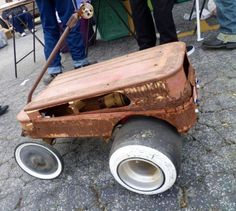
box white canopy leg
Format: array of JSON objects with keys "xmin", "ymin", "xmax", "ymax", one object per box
[{"xmin": 196, "ymin": 0, "xmax": 204, "ymax": 41}]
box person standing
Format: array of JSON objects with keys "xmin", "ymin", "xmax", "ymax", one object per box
[
  {"xmin": 130, "ymin": 0, "xmax": 195, "ymax": 55},
  {"xmin": 2, "ymin": 2, "xmax": 34, "ymax": 37},
  {"xmin": 35, "ymin": 0, "xmax": 89, "ymax": 84},
  {"xmin": 202, "ymin": 0, "xmax": 236, "ymax": 49}
]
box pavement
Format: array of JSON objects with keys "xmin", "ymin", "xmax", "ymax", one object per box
[{"xmin": 0, "ymin": 2, "xmax": 236, "ymax": 211}]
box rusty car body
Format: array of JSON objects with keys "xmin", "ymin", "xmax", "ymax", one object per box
[
  {"xmin": 17, "ymin": 42, "xmax": 197, "ymax": 139},
  {"xmin": 15, "ymin": 38, "xmax": 198, "ymax": 195}
]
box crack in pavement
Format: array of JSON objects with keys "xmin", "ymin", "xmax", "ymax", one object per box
[
  {"xmin": 90, "ymin": 184, "xmax": 108, "ymax": 211},
  {"xmin": 197, "ymin": 122, "xmax": 234, "ymax": 147}
]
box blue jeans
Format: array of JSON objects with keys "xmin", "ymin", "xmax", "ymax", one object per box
[
  {"xmin": 10, "ymin": 13, "xmax": 34, "ymax": 34},
  {"xmin": 35, "ymin": 0, "xmax": 87, "ymax": 74},
  {"xmin": 215, "ymin": 0, "xmax": 236, "ymax": 35}
]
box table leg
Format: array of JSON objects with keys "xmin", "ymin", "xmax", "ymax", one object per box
[
  {"xmin": 33, "ymin": 1, "xmax": 36, "ymax": 62},
  {"xmin": 12, "ymin": 18, "xmax": 18, "ymax": 78}
]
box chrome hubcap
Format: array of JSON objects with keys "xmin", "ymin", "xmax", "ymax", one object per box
[{"xmin": 118, "ymin": 158, "xmax": 164, "ymax": 191}]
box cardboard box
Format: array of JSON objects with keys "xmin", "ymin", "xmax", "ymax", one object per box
[{"xmin": 1, "ymin": 28, "xmax": 12, "ymax": 39}]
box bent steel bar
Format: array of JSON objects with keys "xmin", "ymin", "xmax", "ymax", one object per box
[
  {"xmin": 27, "ymin": 26, "xmax": 70, "ymax": 103},
  {"xmin": 27, "ymin": 3, "xmax": 94, "ymax": 103}
]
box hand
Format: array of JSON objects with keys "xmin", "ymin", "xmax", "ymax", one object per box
[{"xmin": 9, "ymin": 14, "xmax": 12, "ymax": 19}]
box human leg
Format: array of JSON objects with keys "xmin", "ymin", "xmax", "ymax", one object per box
[
  {"xmin": 151, "ymin": 0, "xmax": 178, "ymax": 44},
  {"xmin": 130, "ymin": 0, "xmax": 156, "ymax": 50},
  {"xmin": 17, "ymin": 13, "xmax": 34, "ymax": 34},
  {"xmin": 35, "ymin": 0, "xmax": 62, "ymax": 74},
  {"xmin": 21, "ymin": 12, "xmax": 34, "ymax": 30},
  {"xmin": 215, "ymin": 0, "xmax": 236, "ymax": 36},
  {"xmin": 55, "ymin": 0, "xmax": 88, "ymax": 68},
  {"xmin": 11, "ymin": 16, "xmax": 25, "ymax": 34},
  {"xmin": 203, "ymin": 0, "xmax": 236, "ymax": 49}
]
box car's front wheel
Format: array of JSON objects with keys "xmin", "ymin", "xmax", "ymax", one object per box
[
  {"xmin": 109, "ymin": 117, "xmax": 183, "ymax": 195},
  {"xmin": 15, "ymin": 142, "xmax": 64, "ymax": 179}
]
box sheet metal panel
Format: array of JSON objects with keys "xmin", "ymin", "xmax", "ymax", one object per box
[{"xmin": 25, "ymin": 42, "xmax": 186, "ymax": 111}]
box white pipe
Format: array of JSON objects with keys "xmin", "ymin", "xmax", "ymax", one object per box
[{"xmin": 195, "ymin": 0, "xmax": 204, "ymax": 41}]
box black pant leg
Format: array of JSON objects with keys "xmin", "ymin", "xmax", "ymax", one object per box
[
  {"xmin": 130, "ymin": 0, "xmax": 156, "ymax": 50},
  {"xmin": 151, "ymin": 0, "xmax": 178, "ymax": 44}
]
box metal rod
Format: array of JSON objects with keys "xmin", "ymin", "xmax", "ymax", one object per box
[
  {"xmin": 189, "ymin": 0, "xmax": 196, "ymax": 21},
  {"xmin": 195, "ymin": 0, "xmax": 204, "ymax": 41},
  {"xmin": 27, "ymin": 5, "xmax": 89, "ymax": 103},
  {"xmin": 194, "ymin": 0, "xmax": 207, "ymax": 34},
  {"xmin": 12, "ymin": 17, "xmax": 17, "ymax": 78},
  {"xmin": 27, "ymin": 27, "xmax": 70, "ymax": 103},
  {"xmin": 16, "ymin": 50, "xmax": 34, "ymax": 64},
  {"xmin": 13, "ymin": 0, "xmax": 41, "ymax": 78},
  {"xmin": 17, "ymin": 16, "xmax": 44, "ymax": 47},
  {"xmin": 85, "ymin": 19, "xmax": 89, "ymax": 56},
  {"xmin": 33, "ymin": 0, "xmax": 36, "ymax": 62}
]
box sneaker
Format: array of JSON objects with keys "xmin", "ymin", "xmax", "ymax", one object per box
[
  {"xmin": 74, "ymin": 61, "xmax": 97, "ymax": 69},
  {"xmin": 0, "ymin": 105, "xmax": 9, "ymax": 116},
  {"xmin": 43, "ymin": 73, "xmax": 61, "ymax": 85},
  {"xmin": 186, "ymin": 45, "xmax": 195, "ymax": 56},
  {"xmin": 21, "ymin": 32, "xmax": 26, "ymax": 37},
  {"xmin": 202, "ymin": 35, "xmax": 236, "ymax": 49},
  {"xmin": 31, "ymin": 28, "xmax": 37, "ymax": 33}
]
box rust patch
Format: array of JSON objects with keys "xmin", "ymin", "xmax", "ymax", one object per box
[{"xmin": 124, "ymin": 81, "xmax": 171, "ymax": 106}]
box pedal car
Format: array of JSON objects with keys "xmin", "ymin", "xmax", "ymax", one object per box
[{"xmin": 16, "ymin": 41, "xmax": 198, "ymax": 195}]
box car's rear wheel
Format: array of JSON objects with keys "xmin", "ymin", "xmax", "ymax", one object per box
[
  {"xmin": 109, "ymin": 117, "xmax": 183, "ymax": 195},
  {"xmin": 15, "ymin": 142, "xmax": 63, "ymax": 179}
]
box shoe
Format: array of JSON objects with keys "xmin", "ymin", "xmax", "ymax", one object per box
[
  {"xmin": 74, "ymin": 61, "xmax": 97, "ymax": 69},
  {"xmin": 74, "ymin": 63, "xmax": 90, "ymax": 69},
  {"xmin": 186, "ymin": 45, "xmax": 195, "ymax": 56},
  {"xmin": 43, "ymin": 73, "xmax": 61, "ymax": 85},
  {"xmin": 0, "ymin": 105, "xmax": 9, "ymax": 116},
  {"xmin": 31, "ymin": 28, "xmax": 37, "ymax": 33},
  {"xmin": 21, "ymin": 32, "xmax": 26, "ymax": 37},
  {"xmin": 202, "ymin": 36, "xmax": 236, "ymax": 49}
]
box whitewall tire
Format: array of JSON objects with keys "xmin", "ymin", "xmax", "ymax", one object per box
[
  {"xmin": 109, "ymin": 117, "xmax": 182, "ymax": 195},
  {"xmin": 15, "ymin": 142, "xmax": 63, "ymax": 179}
]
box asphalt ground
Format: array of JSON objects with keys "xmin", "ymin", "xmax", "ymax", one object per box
[{"xmin": 0, "ymin": 1, "xmax": 236, "ymax": 210}]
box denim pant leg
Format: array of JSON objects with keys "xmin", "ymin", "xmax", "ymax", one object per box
[
  {"xmin": 24, "ymin": 13, "xmax": 34, "ymax": 30},
  {"xmin": 55, "ymin": 0, "xmax": 87, "ymax": 66},
  {"xmin": 35, "ymin": 0, "xmax": 62, "ymax": 74},
  {"xmin": 18, "ymin": 13, "xmax": 34, "ymax": 30},
  {"xmin": 215, "ymin": 0, "xmax": 236, "ymax": 35},
  {"xmin": 11, "ymin": 16, "xmax": 24, "ymax": 33}
]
